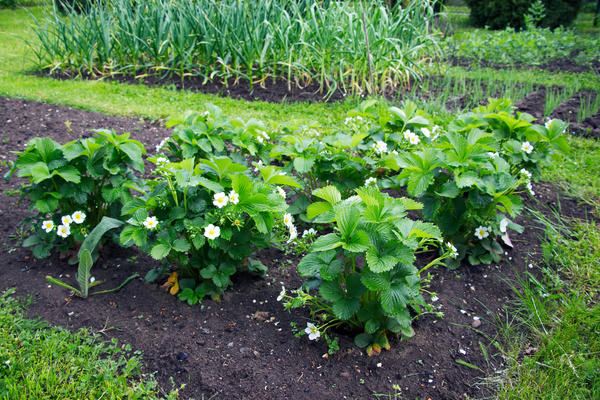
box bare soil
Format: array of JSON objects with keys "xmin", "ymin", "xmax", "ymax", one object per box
[{"xmin": 0, "ymin": 96, "xmax": 596, "ymax": 399}]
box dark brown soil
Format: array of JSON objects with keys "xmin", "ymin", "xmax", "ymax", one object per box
[
  {"xmin": 515, "ymin": 88, "xmax": 600, "ymax": 139},
  {"xmin": 0, "ymin": 96, "xmax": 595, "ymax": 400},
  {"xmin": 449, "ymin": 56, "xmax": 600, "ymax": 75},
  {"xmin": 40, "ymin": 71, "xmax": 349, "ymax": 103}
]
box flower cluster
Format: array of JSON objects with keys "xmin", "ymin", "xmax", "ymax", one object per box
[
  {"xmin": 445, "ymin": 241, "xmax": 458, "ymax": 258},
  {"xmin": 156, "ymin": 157, "xmax": 169, "ymax": 167},
  {"xmin": 302, "ymin": 228, "xmax": 317, "ymax": 238},
  {"xmin": 421, "ymin": 126, "xmax": 440, "ymax": 141},
  {"xmin": 519, "ymin": 168, "xmax": 535, "ymax": 196},
  {"xmin": 403, "ymin": 129, "xmax": 420, "ymax": 145},
  {"xmin": 213, "ymin": 190, "xmax": 239, "ymax": 209},
  {"xmin": 283, "ymin": 213, "xmax": 297, "ymax": 243},
  {"xmin": 344, "ymin": 116, "xmax": 364, "ymax": 126},
  {"xmin": 365, "ymin": 177, "xmax": 377, "ymax": 187},
  {"xmin": 43, "ymin": 211, "xmax": 86, "ymax": 238},
  {"xmin": 155, "ymin": 137, "xmax": 170, "ymax": 153},
  {"xmin": 253, "ymin": 159, "xmax": 264, "ymax": 172},
  {"xmin": 256, "ymin": 130, "xmax": 270, "ymax": 144},
  {"xmin": 372, "ymin": 140, "xmax": 388, "ymax": 154}
]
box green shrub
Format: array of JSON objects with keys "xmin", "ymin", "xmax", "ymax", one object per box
[
  {"xmin": 444, "ymin": 27, "xmax": 600, "ymax": 67},
  {"xmin": 0, "ymin": 0, "xmax": 17, "ymax": 8},
  {"xmin": 465, "ymin": 0, "xmax": 583, "ymax": 29}
]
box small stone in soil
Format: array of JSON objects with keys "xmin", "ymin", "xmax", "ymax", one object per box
[
  {"xmin": 177, "ymin": 352, "xmax": 188, "ymax": 361},
  {"xmin": 472, "ymin": 319, "xmax": 482, "ymax": 328}
]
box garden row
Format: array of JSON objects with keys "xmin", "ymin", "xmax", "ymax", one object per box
[
  {"xmin": 32, "ymin": 0, "xmax": 438, "ymax": 98},
  {"xmin": 9, "ymin": 98, "xmax": 568, "ymax": 353}
]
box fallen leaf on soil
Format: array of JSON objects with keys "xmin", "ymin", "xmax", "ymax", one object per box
[
  {"xmin": 251, "ymin": 311, "xmax": 270, "ymax": 321},
  {"xmin": 501, "ymin": 232, "xmax": 513, "ymax": 247},
  {"xmin": 160, "ymin": 272, "xmax": 179, "ymax": 295}
]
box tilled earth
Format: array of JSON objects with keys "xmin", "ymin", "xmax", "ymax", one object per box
[{"xmin": 0, "ymin": 96, "xmax": 595, "ymax": 399}]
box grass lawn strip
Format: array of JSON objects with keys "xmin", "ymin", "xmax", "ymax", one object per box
[{"xmin": 0, "ymin": 288, "xmax": 182, "ymax": 399}]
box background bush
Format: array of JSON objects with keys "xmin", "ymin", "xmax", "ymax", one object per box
[
  {"xmin": 465, "ymin": 0, "xmax": 583, "ymax": 29},
  {"xmin": 0, "ymin": 0, "xmax": 17, "ymax": 8}
]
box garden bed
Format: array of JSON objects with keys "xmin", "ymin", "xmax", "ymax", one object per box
[
  {"xmin": 448, "ymin": 56, "xmax": 600, "ymax": 75},
  {"xmin": 0, "ymin": 96, "xmax": 595, "ymax": 399}
]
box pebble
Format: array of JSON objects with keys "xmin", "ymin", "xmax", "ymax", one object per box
[
  {"xmin": 227, "ymin": 342, "xmax": 234, "ymax": 348},
  {"xmin": 472, "ymin": 319, "xmax": 482, "ymax": 328},
  {"xmin": 176, "ymin": 352, "xmax": 188, "ymax": 361}
]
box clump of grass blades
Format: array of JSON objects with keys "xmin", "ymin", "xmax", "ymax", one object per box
[
  {"xmin": 0, "ymin": 288, "xmax": 182, "ymax": 399},
  {"xmin": 30, "ymin": 0, "xmax": 441, "ymax": 98}
]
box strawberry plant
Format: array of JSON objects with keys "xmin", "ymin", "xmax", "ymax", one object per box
[
  {"xmin": 160, "ymin": 104, "xmax": 275, "ymax": 165},
  {"xmin": 281, "ymin": 185, "xmax": 452, "ymax": 355},
  {"xmin": 119, "ymin": 156, "xmax": 301, "ymax": 303},
  {"xmin": 7, "ymin": 130, "xmax": 145, "ymax": 259}
]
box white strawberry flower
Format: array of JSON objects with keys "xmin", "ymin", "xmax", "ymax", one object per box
[
  {"xmin": 365, "ymin": 177, "xmax": 377, "ymax": 187},
  {"xmin": 260, "ymin": 131, "xmax": 270, "ymax": 140},
  {"xmin": 445, "ymin": 241, "xmax": 458, "ymax": 258},
  {"xmin": 277, "ymin": 286, "xmax": 286, "ymax": 302},
  {"xmin": 521, "ymin": 141, "xmax": 534, "ymax": 154},
  {"xmin": 276, "ymin": 186, "xmax": 286, "ymax": 199},
  {"xmin": 213, "ymin": 192, "xmax": 229, "ymax": 208},
  {"xmin": 488, "ymin": 152, "xmax": 499, "ymax": 158},
  {"xmin": 421, "ymin": 127, "xmax": 431, "ymax": 138},
  {"xmin": 373, "ymin": 141, "xmax": 388, "ymax": 154},
  {"xmin": 500, "ymin": 218, "xmax": 509, "ymax": 233},
  {"xmin": 520, "ymin": 168, "xmax": 532, "ymax": 178},
  {"xmin": 408, "ymin": 132, "xmax": 420, "ymax": 145},
  {"xmin": 41, "ymin": 220, "xmax": 54, "ymax": 233},
  {"xmin": 253, "ymin": 160, "xmax": 263, "ymax": 172},
  {"xmin": 155, "ymin": 137, "xmax": 169, "ymax": 153},
  {"xmin": 302, "ymin": 228, "xmax": 317, "ymax": 238},
  {"xmin": 56, "ymin": 224, "xmax": 70, "ymax": 238},
  {"xmin": 305, "ymin": 322, "xmax": 320, "ymax": 341},
  {"xmin": 526, "ymin": 181, "xmax": 536, "ymax": 196},
  {"xmin": 257, "ymin": 135, "xmax": 264, "ymax": 144},
  {"xmin": 156, "ymin": 157, "xmax": 169, "ymax": 167},
  {"xmin": 71, "ymin": 211, "xmax": 86, "ymax": 224},
  {"xmin": 474, "ymin": 226, "xmax": 490, "ymax": 240},
  {"xmin": 403, "ymin": 129, "xmax": 414, "ymax": 140},
  {"xmin": 143, "ymin": 216, "xmax": 159, "ymax": 230},
  {"xmin": 287, "ymin": 225, "xmax": 297, "ymax": 244},
  {"xmin": 283, "ymin": 213, "xmax": 294, "ymax": 228},
  {"xmin": 229, "ymin": 190, "xmax": 239, "ymax": 205},
  {"xmin": 204, "ymin": 224, "xmax": 221, "ymax": 240},
  {"xmin": 61, "ymin": 215, "xmax": 72, "ymax": 226},
  {"xmin": 545, "ymin": 119, "xmax": 554, "ymax": 129}
]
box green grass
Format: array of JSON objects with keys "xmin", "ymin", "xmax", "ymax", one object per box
[
  {"xmin": 489, "ymin": 213, "xmax": 600, "ymax": 399},
  {"xmin": 543, "ymin": 136, "xmax": 600, "ymax": 203},
  {"xmin": 0, "ymin": 288, "xmax": 182, "ymax": 399}
]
